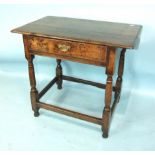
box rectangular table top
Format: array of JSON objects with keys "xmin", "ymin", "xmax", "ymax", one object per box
[{"xmin": 11, "ymin": 16, "xmax": 142, "ymax": 49}]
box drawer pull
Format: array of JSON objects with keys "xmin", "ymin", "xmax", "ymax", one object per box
[{"xmin": 57, "ymin": 44, "xmax": 71, "ymax": 52}]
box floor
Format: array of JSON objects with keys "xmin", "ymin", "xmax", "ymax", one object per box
[{"xmin": 0, "ymin": 62, "xmax": 155, "ymax": 151}]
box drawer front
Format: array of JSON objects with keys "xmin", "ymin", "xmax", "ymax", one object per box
[{"xmin": 28, "ymin": 36, "xmax": 107, "ymax": 65}]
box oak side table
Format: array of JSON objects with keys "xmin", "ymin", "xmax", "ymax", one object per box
[{"xmin": 11, "ymin": 16, "xmax": 142, "ymax": 138}]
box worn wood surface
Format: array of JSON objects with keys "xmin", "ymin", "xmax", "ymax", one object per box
[
  {"xmin": 38, "ymin": 102, "xmax": 102, "ymax": 125},
  {"xmin": 102, "ymin": 47, "xmax": 116, "ymax": 138},
  {"xmin": 23, "ymin": 35, "xmax": 39, "ymax": 117},
  {"xmin": 12, "ymin": 16, "xmax": 142, "ymax": 138},
  {"xmin": 31, "ymin": 49, "xmax": 106, "ymax": 66},
  {"xmin": 27, "ymin": 35, "xmax": 107, "ymax": 66},
  {"xmin": 11, "ymin": 16, "xmax": 142, "ymax": 49}
]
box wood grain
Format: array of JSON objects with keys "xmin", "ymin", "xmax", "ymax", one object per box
[
  {"xmin": 11, "ymin": 16, "xmax": 142, "ymax": 49},
  {"xmin": 102, "ymin": 47, "xmax": 116, "ymax": 138},
  {"xmin": 27, "ymin": 35, "xmax": 107, "ymax": 66},
  {"xmin": 38, "ymin": 102, "xmax": 102, "ymax": 125},
  {"xmin": 11, "ymin": 16, "xmax": 142, "ymax": 138}
]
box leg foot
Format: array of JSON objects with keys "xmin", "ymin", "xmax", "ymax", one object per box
[
  {"xmin": 102, "ymin": 133, "xmax": 108, "ymax": 138},
  {"xmin": 57, "ymin": 84, "xmax": 62, "ymax": 90},
  {"xmin": 34, "ymin": 110, "xmax": 39, "ymax": 117},
  {"xmin": 102, "ymin": 108, "xmax": 111, "ymax": 138}
]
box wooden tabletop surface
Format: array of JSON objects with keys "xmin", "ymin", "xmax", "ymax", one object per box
[{"xmin": 11, "ymin": 16, "xmax": 142, "ymax": 49}]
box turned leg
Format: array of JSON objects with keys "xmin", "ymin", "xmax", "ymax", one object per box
[
  {"xmin": 23, "ymin": 35, "xmax": 39, "ymax": 117},
  {"xmin": 56, "ymin": 59, "xmax": 63, "ymax": 89},
  {"xmin": 102, "ymin": 47, "xmax": 116, "ymax": 138},
  {"xmin": 27, "ymin": 55, "xmax": 39, "ymax": 117},
  {"xmin": 114, "ymin": 48, "xmax": 126, "ymax": 103},
  {"xmin": 102, "ymin": 75, "xmax": 113, "ymax": 138}
]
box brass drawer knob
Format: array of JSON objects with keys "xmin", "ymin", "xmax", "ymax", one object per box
[{"xmin": 57, "ymin": 44, "xmax": 71, "ymax": 52}]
